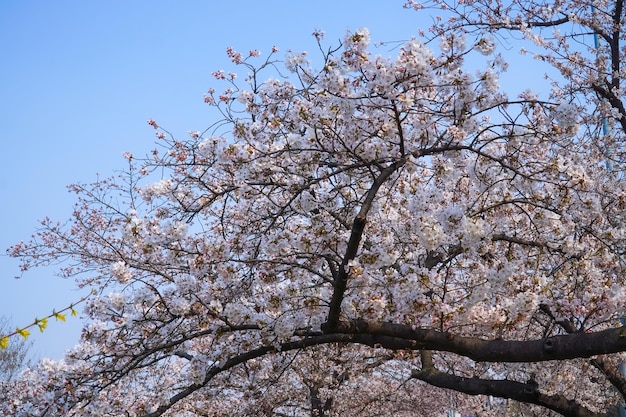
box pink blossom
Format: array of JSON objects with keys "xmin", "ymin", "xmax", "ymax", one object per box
[{"xmin": 226, "ymin": 46, "xmax": 242, "ymax": 64}]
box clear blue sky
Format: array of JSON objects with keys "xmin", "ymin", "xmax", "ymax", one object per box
[{"xmin": 0, "ymin": 1, "xmax": 545, "ymax": 360}]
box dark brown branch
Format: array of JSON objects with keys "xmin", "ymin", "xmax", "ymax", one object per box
[
  {"xmin": 391, "ymin": 101, "xmax": 406, "ymax": 156},
  {"xmin": 540, "ymin": 304, "xmax": 626, "ymax": 402},
  {"xmin": 592, "ymin": 83, "xmax": 626, "ymax": 135},
  {"xmin": 610, "ymin": 0, "xmax": 622, "ymax": 92},
  {"xmin": 525, "ymin": 16, "xmax": 571, "ymax": 28},
  {"xmin": 140, "ymin": 332, "xmax": 420, "ymax": 417},
  {"xmin": 323, "ymin": 158, "xmax": 406, "ymax": 331},
  {"xmin": 492, "ymin": 233, "xmax": 544, "ymax": 247},
  {"xmin": 412, "ymin": 367, "xmax": 601, "ymax": 417},
  {"xmin": 336, "ymin": 319, "xmax": 626, "ymax": 362}
]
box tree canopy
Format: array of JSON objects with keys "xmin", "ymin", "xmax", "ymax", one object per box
[{"xmin": 4, "ymin": 1, "xmax": 626, "ymax": 416}]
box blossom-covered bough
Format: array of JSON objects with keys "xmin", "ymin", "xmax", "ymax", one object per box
[{"xmin": 5, "ymin": 1, "xmax": 626, "ymax": 416}]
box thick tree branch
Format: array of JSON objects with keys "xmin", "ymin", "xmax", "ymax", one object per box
[
  {"xmin": 412, "ymin": 367, "xmax": 602, "ymax": 417},
  {"xmin": 592, "ymin": 83, "xmax": 626, "ymax": 135},
  {"xmin": 611, "ymin": 0, "xmax": 622, "ymax": 92},
  {"xmin": 540, "ymin": 304, "xmax": 626, "ymax": 402},
  {"xmin": 336, "ymin": 319, "xmax": 626, "ymax": 362},
  {"xmin": 323, "ymin": 159, "xmax": 406, "ymax": 331},
  {"xmin": 324, "ymin": 144, "xmax": 471, "ymax": 332}
]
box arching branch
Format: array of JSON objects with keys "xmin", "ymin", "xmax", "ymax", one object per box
[
  {"xmin": 412, "ymin": 366, "xmax": 602, "ymax": 417},
  {"xmin": 335, "ymin": 319, "xmax": 626, "ymax": 362},
  {"xmin": 139, "ymin": 332, "xmax": 420, "ymax": 417}
]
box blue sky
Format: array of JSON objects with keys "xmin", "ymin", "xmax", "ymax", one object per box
[
  {"xmin": 0, "ymin": 1, "xmax": 556, "ymax": 362},
  {"xmin": 0, "ymin": 0, "xmax": 437, "ymax": 360}
]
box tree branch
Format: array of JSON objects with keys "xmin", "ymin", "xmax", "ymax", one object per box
[
  {"xmin": 592, "ymin": 83, "xmax": 626, "ymax": 134},
  {"xmin": 323, "ymin": 159, "xmax": 406, "ymax": 331},
  {"xmin": 336, "ymin": 319, "xmax": 626, "ymax": 362},
  {"xmin": 540, "ymin": 304, "xmax": 626, "ymax": 402},
  {"xmin": 139, "ymin": 332, "xmax": 420, "ymax": 417},
  {"xmin": 412, "ymin": 367, "xmax": 602, "ymax": 417}
]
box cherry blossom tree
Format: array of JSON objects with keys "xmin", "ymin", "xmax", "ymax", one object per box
[{"xmin": 4, "ymin": 1, "xmax": 626, "ymax": 415}]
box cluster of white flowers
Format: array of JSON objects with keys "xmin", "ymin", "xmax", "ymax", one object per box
[
  {"xmin": 223, "ymin": 303, "xmax": 252, "ymax": 324},
  {"xmin": 237, "ymin": 89, "xmax": 255, "ymax": 105},
  {"xmin": 196, "ymin": 137, "xmax": 216, "ymax": 157},
  {"xmin": 439, "ymin": 33, "xmax": 466, "ymax": 53},
  {"xmin": 163, "ymin": 220, "xmax": 188, "ymax": 241},
  {"xmin": 273, "ymin": 317, "xmax": 295, "ymax": 340},
  {"xmin": 445, "ymin": 125, "xmax": 467, "ymax": 143},
  {"xmin": 437, "ymin": 205, "xmax": 464, "ymax": 232},
  {"xmin": 141, "ymin": 179, "xmax": 173, "ymax": 202},
  {"xmin": 108, "ymin": 292, "xmax": 125, "ymax": 310},
  {"xmin": 479, "ymin": 68, "xmax": 499, "ymax": 93},
  {"xmin": 187, "ymin": 354, "xmax": 209, "ymax": 385},
  {"xmin": 284, "ymin": 51, "xmax": 308, "ymax": 72},
  {"xmin": 341, "ymin": 27, "xmax": 372, "ymax": 68},
  {"xmin": 168, "ymin": 297, "xmax": 191, "ymax": 316},
  {"xmin": 110, "ymin": 261, "xmax": 132, "ymax": 284},
  {"xmin": 416, "ymin": 218, "xmax": 446, "ymax": 251},
  {"xmin": 475, "ymin": 36, "xmax": 496, "ymax": 55},
  {"xmin": 460, "ymin": 217, "xmax": 486, "ymax": 249},
  {"xmin": 553, "ymin": 101, "xmax": 579, "ymax": 132},
  {"xmin": 398, "ymin": 38, "xmax": 433, "ymax": 76},
  {"xmin": 348, "ymin": 27, "xmax": 370, "ymax": 50}
]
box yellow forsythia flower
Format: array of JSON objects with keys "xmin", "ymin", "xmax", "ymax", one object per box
[
  {"xmin": 0, "ymin": 337, "xmax": 8, "ymax": 350},
  {"xmin": 36, "ymin": 317, "xmax": 48, "ymax": 333},
  {"xmin": 16, "ymin": 328, "xmax": 30, "ymax": 340}
]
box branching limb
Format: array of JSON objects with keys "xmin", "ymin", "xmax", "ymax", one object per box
[
  {"xmin": 139, "ymin": 333, "xmax": 420, "ymax": 417},
  {"xmin": 540, "ymin": 304, "xmax": 626, "ymax": 403},
  {"xmin": 323, "ymin": 158, "xmax": 407, "ymax": 331},
  {"xmin": 411, "ymin": 366, "xmax": 602, "ymax": 417}
]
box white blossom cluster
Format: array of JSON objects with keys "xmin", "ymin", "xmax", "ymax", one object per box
[{"xmin": 553, "ymin": 101, "xmax": 580, "ymax": 132}]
